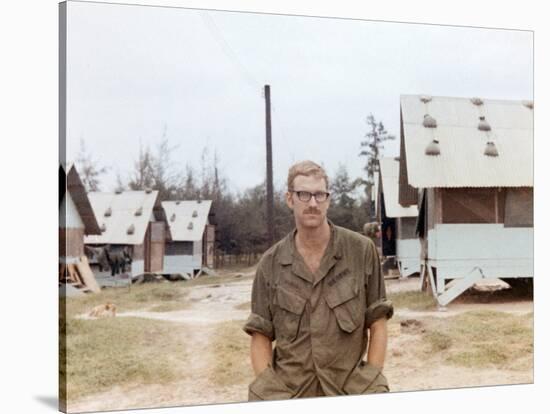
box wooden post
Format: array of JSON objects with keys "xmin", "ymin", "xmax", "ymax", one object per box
[
  {"xmin": 264, "ymin": 85, "xmax": 275, "ymax": 247},
  {"xmin": 495, "ymin": 188, "xmax": 499, "ymax": 223}
]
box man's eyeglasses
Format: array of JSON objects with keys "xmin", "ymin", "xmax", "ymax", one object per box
[{"xmin": 290, "ymin": 190, "xmax": 330, "ymax": 203}]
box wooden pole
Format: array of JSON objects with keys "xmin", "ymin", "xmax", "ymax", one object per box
[{"xmin": 264, "ymin": 85, "xmax": 275, "ymax": 247}]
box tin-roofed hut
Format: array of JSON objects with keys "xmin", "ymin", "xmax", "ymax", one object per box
[
  {"xmin": 377, "ymin": 157, "xmax": 420, "ymax": 278},
  {"xmin": 84, "ymin": 190, "xmax": 165, "ymax": 282},
  {"xmin": 60, "ymin": 164, "xmax": 101, "ymax": 263},
  {"xmin": 399, "ymin": 95, "xmax": 533, "ymax": 306},
  {"xmin": 162, "ymin": 200, "xmax": 215, "ymax": 278},
  {"xmin": 59, "ymin": 164, "xmax": 102, "ymax": 295}
]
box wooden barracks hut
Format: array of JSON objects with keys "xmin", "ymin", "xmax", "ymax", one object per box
[
  {"xmin": 377, "ymin": 157, "xmax": 421, "ymax": 278},
  {"xmin": 399, "ymin": 95, "xmax": 533, "ymax": 306},
  {"xmin": 162, "ymin": 200, "xmax": 215, "ymax": 278},
  {"xmin": 59, "ymin": 163, "xmax": 102, "ymax": 295},
  {"xmin": 84, "ymin": 189, "xmax": 165, "ymax": 280}
]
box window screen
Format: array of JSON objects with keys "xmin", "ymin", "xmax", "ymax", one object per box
[
  {"xmin": 504, "ymin": 188, "xmax": 533, "ymax": 227},
  {"xmin": 165, "ymin": 241, "xmax": 193, "ymax": 256},
  {"xmin": 441, "ymin": 188, "xmax": 496, "ymax": 224},
  {"xmin": 399, "ymin": 217, "xmax": 417, "ymax": 239}
]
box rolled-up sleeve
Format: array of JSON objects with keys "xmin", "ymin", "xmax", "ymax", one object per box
[
  {"xmin": 242, "ymin": 266, "xmax": 274, "ymax": 340},
  {"xmin": 364, "ymin": 240, "xmax": 394, "ymax": 327}
]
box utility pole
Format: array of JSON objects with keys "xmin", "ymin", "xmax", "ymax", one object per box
[{"xmin": 264, "ymin": 85, "xmax": 274, "ymax": 247}]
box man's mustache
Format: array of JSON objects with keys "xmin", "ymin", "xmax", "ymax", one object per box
[{"xmin": 303, "ymin": 208, "xmax": 321, "ymax": 215}]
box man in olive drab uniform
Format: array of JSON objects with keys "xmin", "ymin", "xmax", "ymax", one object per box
[
  {"xmin": 243, "ymin": 160, "xmax": 393, "ymax": 401},
  {"xmin": 363, "ymin": 222, "xmax": 381, "ymax": 244}
]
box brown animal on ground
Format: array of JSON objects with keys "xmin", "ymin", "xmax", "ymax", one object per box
[{"xmin": 88, "ymin": 303, "xmax": 117, "ymax": 318}]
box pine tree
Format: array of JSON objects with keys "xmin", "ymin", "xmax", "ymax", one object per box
[{"xmin": 359, "ymin": 114, "xmax": 395, "ymax": 219}]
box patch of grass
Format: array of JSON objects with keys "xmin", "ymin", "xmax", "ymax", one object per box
[
  {"xmin": 62, "ymin": 282, "xmax": 190, "ymax": 317},
  {"xmin": 425, "ymin": 331, "xmax": 453, "ymax": 352},
  {"xmin": 62, "ymin": 272, "xmax": 253, "ymax": 319},
  {"xmin": 389, "ymin": 290, "xmax": 437, "ymax": 311},
  {"xmin": 420, "ymin": 311, "xmax": 533, "ymax": 369},
  {"xmin": 59, "ymin": 270, "xmax": 257, "ymax": 405},
  {"xmin": 60, "ymin": 316, "xmax": 186, "ymax": 402},
  {"xmin": 447, "ymin": 347, "xmax": 508, "ymax": 366},
  {"xmin": 234, "ymin": 301, "xmax": 251, "ymax": 311},
  {"xmin": 207, "ymin": 320, "xmax": 254, "ymax": 387}
]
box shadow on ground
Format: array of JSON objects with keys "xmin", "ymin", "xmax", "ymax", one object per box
[{"xmin": 34, "ymin": 396, "xmax": 58, "ymax": 410}]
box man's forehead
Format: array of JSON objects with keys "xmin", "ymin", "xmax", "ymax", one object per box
[{"xmin": 292, "ymin": 174, "xmax": 327, "ymax": 191}]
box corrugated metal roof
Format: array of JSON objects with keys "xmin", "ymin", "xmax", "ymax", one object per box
[
  {"xmin": 401, "ymin": 95, "xmax": 533, "ymax": 188},
  {"xmin": 162, "ymin": 200, "xmax": 212, "ymax": 241},
  {"xmin": 379, "ymin": 158, "xmax": 418, "ymax": 218},
  {"xmin": 84, "ymin": 190, "xmax": 159, "ymax": 245}
]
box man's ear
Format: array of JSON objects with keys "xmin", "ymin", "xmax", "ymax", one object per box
[{"xmin": 285, "ymin": 192, "xmax": 294, "ymax": 210}]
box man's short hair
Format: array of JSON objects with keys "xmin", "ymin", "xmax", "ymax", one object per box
[
  {"xmin": 287, "ymin": 160, "xmax": 329, "ymax": 191},
  {"xmin": 363, "ymin": 222, "xmax": 380, "ymax": 237}
]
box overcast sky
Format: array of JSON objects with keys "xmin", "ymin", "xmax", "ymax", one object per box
[{"xmin": 66, "ymin": 1, "xmax": 533, "ymax": 194}]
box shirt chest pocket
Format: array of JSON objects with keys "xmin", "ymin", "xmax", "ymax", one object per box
[
  {"xmin": 273, "ymin": 286, "xmax": 307, "ymax": 342},
  {"xmin": 325, "ymin": 279, "xmax": 362, "ymax": 333}
]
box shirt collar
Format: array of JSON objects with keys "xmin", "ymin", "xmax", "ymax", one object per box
[{"xmin": 277, "ymin": 219, "xmax": 343, "ymax": 265}]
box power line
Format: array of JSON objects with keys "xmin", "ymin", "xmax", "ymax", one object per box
[
  {"xmin": 271, "ymin": 103, "xmax": 296, "ymax": 164},
  {"xmin": 200, "ymin": 11, "xmax": 262, "ymax": 94}
]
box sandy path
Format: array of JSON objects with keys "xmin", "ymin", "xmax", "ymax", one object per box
[{"xmin": 115, "ymin": 280, "xmax": 252, "ymax": 324}]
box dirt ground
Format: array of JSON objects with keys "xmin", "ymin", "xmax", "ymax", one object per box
[
  {"xmin": 68, "ymin": 271, "xmax": 533, "ymax": 413},
  {"xmin": 383, "ymin": 278, "xmax": 533, "ymax": 392}
]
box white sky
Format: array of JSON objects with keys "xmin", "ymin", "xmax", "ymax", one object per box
[{"xmin": 66, "ymin": 1, "xmax": 533, "ymax": 193}]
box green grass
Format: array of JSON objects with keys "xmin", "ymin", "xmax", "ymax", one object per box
[
  {"xmin": 424, "ymin": 331, "xmax": 453, "ymax": 352},
  {"xmin": 60, "ymin": 271, "xmax": 255, "ymax": 403},
  {"xmin": 207, "ymin": 320, "xmax": 254, "ymax": 387},
  {"xmin": 388, "ymin": 290, "xmax": 437, "ymax": 311},
  {"xmin": 62, "ymin": 273, "xmax": 251, "ymax": 318},
  {"xmin": 62, "ymin": 282, "xmax": 190, "ymax": 317},
  {"xmin": 419, "ymin": 311, "xmax": 533, "ymax": 369},
  {"xmin": 60, "ymin": 316, "xmax": 186, "ymax": 402}
]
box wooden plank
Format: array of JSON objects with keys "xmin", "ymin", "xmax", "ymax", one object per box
[
  {"xmin": 419, "ymin": 263, "xmax": 428, "ymax": 292},
  {"xmin": 59, "ymin": 263, "xmax": 67, "ymax": 282},
  {"xmin": 426, "ymin": 265, "xmax": 438, "ymax": 299},
  {"xmin": 66, "ymin": 264, "xmax": 79, "ymax": 284},
  {"xmin": 437, "ymin": 267, "xmax": 484, "ymax": 306},
  {"xmin": 75, "ymin": 256, "xmax": 101, "ymax": 293}
]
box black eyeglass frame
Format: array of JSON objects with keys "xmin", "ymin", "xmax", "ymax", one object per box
[{"xmin": 289, "ymin": 190, "xmax": 331, "ymax": 203}]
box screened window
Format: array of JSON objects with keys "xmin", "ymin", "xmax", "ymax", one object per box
[
  {"xmin": 165, "ymin": 241, "xmax": 193, "ymax": 256},
  {"xmin": 504, "ymin": 188, "xmax": 533, "ymax": 227},
  {"xmin": 441, "ymin": 188, "xmax": 496, "ymax": 224},
  {"xmin": 399, "ymin": 217, "xmax": 417, "ymax": 239}
]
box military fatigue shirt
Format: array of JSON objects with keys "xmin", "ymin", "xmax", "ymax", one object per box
[{"xmin": 243, "ymin": 222, "xmax": 394, "ymax": 400}]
